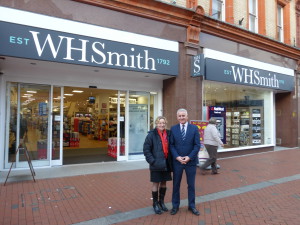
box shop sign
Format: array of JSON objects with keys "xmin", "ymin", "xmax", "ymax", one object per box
[
  {"xmin": 0, "ymin": 21, "xmax": 178, "ymax": 76},
  {"xmin": 191, "ymin": 53, "xmax": 205, "ymax": 77},
  {"xmin": 205, "ymin": 58, "xmax": 294, "ymax": 91}
]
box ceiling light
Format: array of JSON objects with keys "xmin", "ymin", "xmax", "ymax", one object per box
[
  {"xmin": 64, "ymin": 93, "xmax": 73, "ymax": 96},
  {"xmin": 27, "ymin": 90, "xmax": 37, "ymax": 93},
  {"xmin": 72, "ymin": 90, "xmax": 84, "ymax": 93}
]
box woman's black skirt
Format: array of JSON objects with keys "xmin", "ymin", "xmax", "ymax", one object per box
[{"xmin": 150, "ymin": 171, "xmax": 172, "ymax": 183}]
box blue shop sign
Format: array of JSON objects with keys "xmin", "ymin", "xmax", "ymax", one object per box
[
  {"xmin": 205, "ymin": 58, "xmax": 294, "ymax": 91},
  {"xmin": 0, "ymin": 21, "xmax": 178, "ymax": 76}
]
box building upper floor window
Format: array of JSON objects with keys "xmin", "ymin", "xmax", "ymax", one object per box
[
  {"xmin": 277, "ymin": 4, "xmax": 284, "ymax": 42},
  {"xmin": 212, "ymin": 0, "xmax": 225, "ymax": 21},
  {"xmin": 249, "ymin": 0, "xmax": 258, "ymax": 33}
]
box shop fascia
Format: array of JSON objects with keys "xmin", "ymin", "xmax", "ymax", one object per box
[
  {"xmin": 191, "ymin": 49, "xmax": 294, "ymax": 91},
  {"xmin": 0, "ymin": 6, "xmax": 178, "ymax": 76},
  {"xmin": 32, "ymin": 31, "xmax": 157, "ymax": 70}
]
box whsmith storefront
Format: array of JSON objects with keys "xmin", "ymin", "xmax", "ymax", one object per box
[
  {"xmin": 192, "ymin": 47, "xmax": 295, "ymax": 155},
  {"xmin": 0, "ymin": 6, "xmax": 179, "ymax": 169}
]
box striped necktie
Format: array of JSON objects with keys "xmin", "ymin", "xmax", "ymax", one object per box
[{"xmin": 181, "ymin": 124, "xmax": 186, "ymax": 140}]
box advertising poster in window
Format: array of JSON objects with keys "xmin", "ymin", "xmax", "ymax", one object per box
[
  {"xmin": 190, "ymin": 120, "xmax": 209, "ymax": 150},
  {"xmin": 129, "ymin": 104, "xmax": 148, "ymax": 155},
  {"xmin": 208, "ymin": 106, "xmax": 226, "ymax": 144}
]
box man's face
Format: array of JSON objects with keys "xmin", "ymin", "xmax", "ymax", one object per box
[{"xmin": 177, "ymin": 111, "xmax": 188, "ymax": 124}]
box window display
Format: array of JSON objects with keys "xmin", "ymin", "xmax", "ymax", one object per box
[{"xmin": 204, "ymin": 81, "xmax": 273, "ymax": 149}]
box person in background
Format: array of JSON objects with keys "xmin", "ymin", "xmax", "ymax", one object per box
[
  {"xmin": 143, "ymin": 116, "xmax": 172, "ymax": 214},
  {"xmin": 169, "ymin": 109, "xmax": 200, "ymax": 216},
  {"xmin": 201, "ymin": 118, "xmax": 224, "ymax": 175}
]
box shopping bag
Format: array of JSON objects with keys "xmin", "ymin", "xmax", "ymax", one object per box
[{"xmin": 198, "ymin": 147, "xmax": 209, "ymax": 166}]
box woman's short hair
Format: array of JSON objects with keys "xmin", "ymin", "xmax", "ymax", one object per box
[
  {"xmin": 155, "ymin": 116, "xmax": 167, "ymax": 125},
  {"xmin": 209, "ymin": 118, "xmax": 217, "ymax": 124}
]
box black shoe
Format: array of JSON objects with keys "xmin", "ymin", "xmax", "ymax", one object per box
[
  {"xmin": 170, "ymin": 208, "xmax": 179, "ymax": 215},
  {"xmin": 188, "ymin": 207, "xmax": 200, "ymax": 216},
  {"xmin": 211, "ymin": 171, "xmax": 219, "ymax": 175}
]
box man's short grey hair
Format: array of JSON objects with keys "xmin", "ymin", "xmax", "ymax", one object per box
[
  {"xmin": 177, "ymin": 108, "xmax": 188, "ymax": 115},
  {"xmin": 209, "ymin": 118, "xmax": 217, "ymax": 124}
]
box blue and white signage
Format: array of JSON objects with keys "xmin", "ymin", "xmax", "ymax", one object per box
[
  {"xmin": 0, "ymin": 7, "xmax": 179, "ymax": 76},
  {"xmin": 191, "ymin": 53, "xmax": 204, "ymax": 77},
  {"xmin": 204, "ymin": 49, "xmax": 294, "ymax": 91}
]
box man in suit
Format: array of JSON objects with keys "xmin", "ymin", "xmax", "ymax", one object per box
[{"xmin": 169, "ymin": 108, "xmax": 200, "ymax": 216}]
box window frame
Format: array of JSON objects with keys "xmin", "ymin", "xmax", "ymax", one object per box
[
  {"xmin": 248, "ymin": 0, "xmax": 258, "ymax": 33},
  {"xmin": 211, "ymin": 0, "xmax": 226, "ymax": 21},
  {"xmin": 277, "ymin": 4, "xmax": 284, "ymax": 42}
]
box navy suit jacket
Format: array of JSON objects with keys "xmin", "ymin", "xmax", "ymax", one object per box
[{"xmin": 170, "ymin": 123, "xmax": 200, "ymax": 166}]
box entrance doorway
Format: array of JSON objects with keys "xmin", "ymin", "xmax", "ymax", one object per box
[
  {"xmin": 5, "ymin": 82, "xmax": 155, "ymax": 168},
  {"xmin": 61, "ymin": 87, "xmax": 120, "ymax": 164}
]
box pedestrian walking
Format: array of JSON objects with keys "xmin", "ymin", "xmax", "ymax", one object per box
[{"xmin": 200, "ymin": 118, "xmax": 224, "ymax": 175}]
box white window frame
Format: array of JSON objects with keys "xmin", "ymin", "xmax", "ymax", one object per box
[
  {"xmin": 212, "ymin": 0, "xmax": 225, "ymax": 21},
  {"xmin": 277, "ymin": 4, "xmax": 284, "ymax": 42},
  {"xmin": 249, "ymin": 0, "xmax": 258, "ymax": 33}
]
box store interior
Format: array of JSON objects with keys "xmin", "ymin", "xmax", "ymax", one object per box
[
  {"xmin": 8, "ymin": 85, "xmax": 131, "ymax": 165},
  {"xmin": 54, "ymin": 86, "xmax": 127, "ymax": 164}
]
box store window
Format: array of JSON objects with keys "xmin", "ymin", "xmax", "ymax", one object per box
[
  {"xmin": 5, "ymin": 82, "xmax": 51, "ymax": 168},
  {"xmin": 203, "ymin": 81, "xmax": 273, "ymax": 149},
  {"xmin": 128, "ymin": 91, "xmax": 152, "ymax": 160}
]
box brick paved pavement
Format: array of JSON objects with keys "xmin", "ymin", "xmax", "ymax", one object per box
[{"xmin": 1, "ymin": 148, "xmax": 300, "ymax": 225}]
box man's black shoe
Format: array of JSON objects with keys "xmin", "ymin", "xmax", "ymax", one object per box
[
  {"xmin": 170, "ymin": 208, "xmax": 179, "ymax": 215},
  {"xmin": 188, "ymin": 207, "xmax": 200, "ymax": 216}
]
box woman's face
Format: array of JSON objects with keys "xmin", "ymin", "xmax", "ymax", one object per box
[{"xmin": 156, "ymin": 119, "xmax": 166, "ymax": 131}]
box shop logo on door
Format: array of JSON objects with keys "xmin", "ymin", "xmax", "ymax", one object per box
[
  {"xmin": 205, "ymin": 58, "xmax": 294, "ymax": 91},
  {"xmin": 0, "ymin": 21, "xmax": 178, "ymax": 76}
]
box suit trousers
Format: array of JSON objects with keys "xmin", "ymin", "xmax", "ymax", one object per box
[
  {"xmin": 202, "ymin": 144, "xmax": 218, "ymax": 171},
  {"xmin": 172, "ymin": 163, "xmax": 197, "ymax": 208}
]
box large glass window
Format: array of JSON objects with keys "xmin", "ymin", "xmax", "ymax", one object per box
[
  {"xmin": 5, "ymin": 82, "xmax": 51, "ymax": 168},
  {"xmin": 203, "ymin": 81, "xmax": 273, "ymax": 149},
  {"xmin": 128, "ymin": 91, "xmax": 151, "ymax": 160}
]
